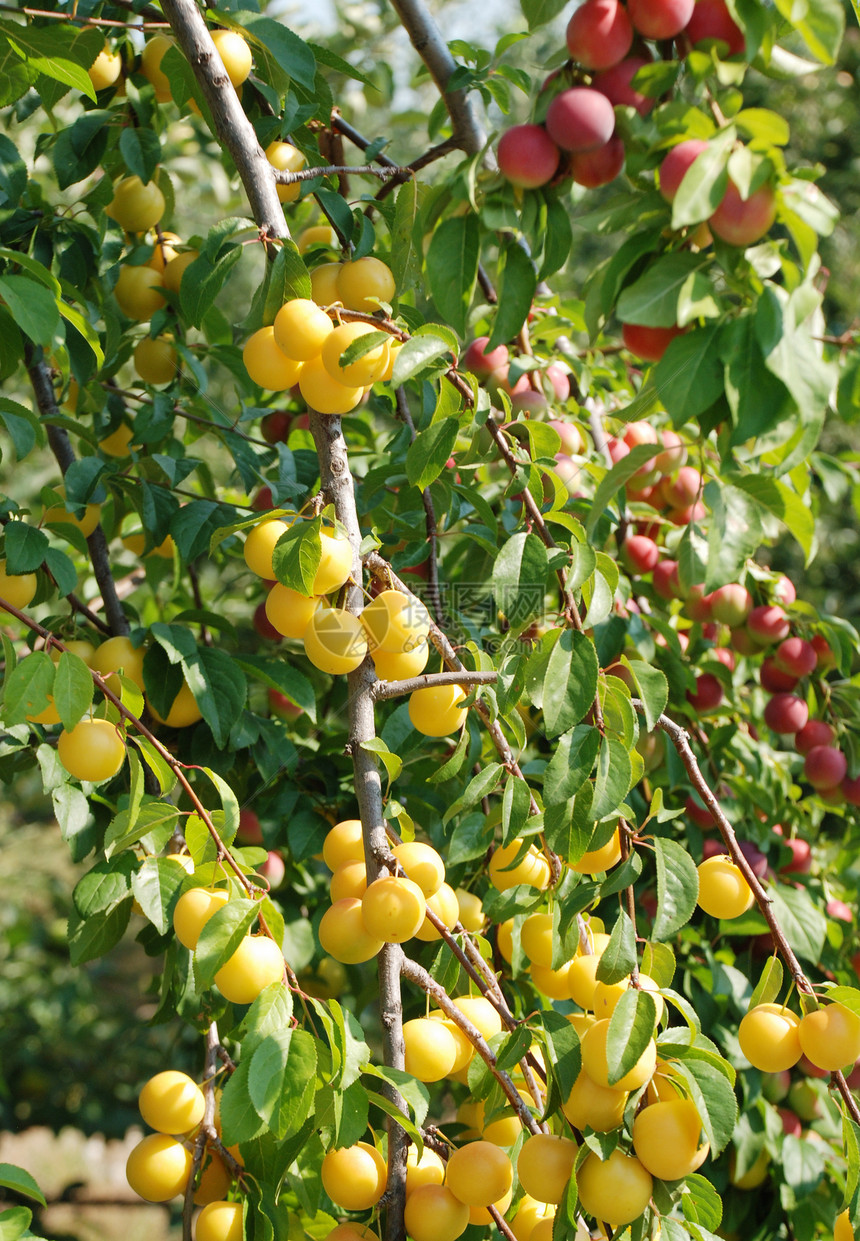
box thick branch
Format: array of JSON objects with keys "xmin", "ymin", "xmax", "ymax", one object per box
[
  {"xmin": 372, "ymin": 670, "xmax": 497, "ymax": 701},
  {"xmin": 309, "ymin": 411, "xmax": 407, "ymax": 1240},
  {"xmin": 160, "ymin": 0, "xmax": 289, "ymax": 240},
  {"xmin": 272, "ymin": 163, "xmax": 401, "ymax": 184},
  {"xmin": 386, "ymin": 0, "xmax": 486, "ymax": 157}
]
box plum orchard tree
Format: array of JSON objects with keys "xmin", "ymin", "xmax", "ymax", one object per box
[{"xmin": 1, "ymin": 1, "xmax": 860, "ymax": 1240}]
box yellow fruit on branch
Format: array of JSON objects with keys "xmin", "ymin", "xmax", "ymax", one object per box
[{"xmin": 106, "ymin": 175, "xmax": 166, "ymax": 233}]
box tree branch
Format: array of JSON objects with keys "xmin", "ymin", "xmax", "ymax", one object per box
[
  {"xmin": 182, "ymin": 1022, "xmax": 221, "ymax": 1241},
  {"xmin": 160, "ymin": 0, "xmax": 289, "ymax": 241},
  {"xmin": 271, "ymin": 163, "xmax": 402, "ymax": 184},
  {"xmin": 372, "ymin": 670, "xmax": 497, "ymax": 701}
]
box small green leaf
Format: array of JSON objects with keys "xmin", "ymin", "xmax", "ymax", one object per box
[
  {"xmin": 3, "ymin": 522, "xmax": 47, "ymax": 573},
  {"xmin": 405, "ymin": 417, "xmax": 459, "ymax": 490},
  {"xmin": 749, "ymin": 955, "xmax": 784, "ymax": 1010},
  {"xmin": 542, "ymin": 630, "xmax": 599, "ymax": 739},
  {"xmin": 426, "ymin": 215, "xmax": 479, "ymax": 336},
  {"xmin": 486, "ymin": 238, "xmax": 537, "ymax": 352},
  {"xmin": 53, "ymin": 651, "xmax": 94, "ymax": 731},
  {"xmin": 248, "ymin": 1028, "xmax": 317, "ymax": 1139},
  {"xmin": 543, "ymin": 725, "xmax": 599, "ymax": 807},
  {"xmin": 194, "ymin": 898, "xmax": 260, "ymax": 991},
  {"xmin": 0, "ymin": 1164, "xmax": 45, "ymax": 1207},
  {"xmin": 3, "ymin": 651, "xmax": 54, "ymax": 725},
  {"xmin": 605, "ymin": 988, "xmax": 657, "ymax": 1087},
  {"xmin": 491, "ymin": 532, "xmax": 548, "ymax": 629},
  {"xmin": 271, "ymin": 519, "xmax": 321, "ymax": 596},
  {"xmin": 652, "ymin": 837, "xmax": 699, "ymax": 942},
  {"xmin": 595, "ymin": 911, "xmax": 637, "ymax": 984}
]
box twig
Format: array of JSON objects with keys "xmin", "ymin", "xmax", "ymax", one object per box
[
  {"xmin": 372, "ymin": 670, "xmax": 497, "ymax": 700},
  {"xmin": 186, "ymin": 561, "xmax": 212, "ymax": 646},
  {"xmin": 182, "ymin": 1022, "xmax": 220, "ymax": 1241},
  {"xmin": 489, "ymin": 1204, "xmax": 519, "ymax": 1241},
  {"xmin": 0, "ymin": 4, "xmax": 168, "ymax": 24},
  {"xmin": 271, "ymin": 163, "xmax": 402, "ymax": 184}
]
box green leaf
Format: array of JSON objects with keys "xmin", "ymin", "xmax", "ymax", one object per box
[
  {"xmin": 541, "ymin": 631, "xmax": 599, "ymax": 740},
  {"xmin": 616, "ymin": 253, "xmax": 705, "ymax": 328},
  {"xmin": 773, "ymin": 0, "xmax": 844, "ymax": 63},
  {"xmin": 271, "ymin": 519, "xmax": 321, "ymax": 596},
  {"xmin": 3, "ymin": 652, "xmax": 54, "ymax": 725},
  {"xmin": 0, "ymin": 398, "xmax": 41, "ymax": 460},
  {"xmin": 104, "ymin": 798, "xmax": 179, "ymax": 858},
  {"xmin": 520, "ymin": 0, "xmax": 568, "ymax": 28},
  {"xmin": 0, "ymin": 136, "xmax": 27, "ymax": 204},
  {"xmin": 595, "ymin": 911, "xmax": 637, "ymax": 984},
  {"xmin": 500, "ymin": 774, "xmax": 531, "ymax": 847},
  {"xmin": 3, "ymin": 522, "xmax": 47, "ymax": 573},
  {"xmin": 0, "ymin": 1204, "xmax": 32, "ymax": 1239},
  {"xmin": 180, "ymin": 247, "xmax": 243, "ymax": 329},
  {"xmin": 486, "ymin": 238, "xmax": 537, "ymax": 352},
  {"xmin": 230, "ymin": 13, "xmax": 317, "ymax": 91},
  {"xmin": 656, "ymin": 326, "xmax": 725, "ymax": 425},
  {"xmin": 652, "ymin": 837, "xmax": 699, "ymax": 941},
  {"xmin": 625, "ymin": 661, "xmax": 667, "ymax": 733},
  {"xmin": 671, "ymin": 129, "xmax": 735, "ymax": 228},
  {"xmin": 0, "ymin": 275, "xmax": 59, "ymax": 346},
  {"xmin": 248, "ymin": 1028, "xmax": 317, "ymax": 1140},
  {"xmin": 262, "ymin": 241, "xmax": 311, "ymax": 323},
  {"xmin": 238, "ymin": 982, "xmax": 295, "ymax": 1057},
  {"xmin": 543, "ymin": 785, "xmax": 594, "ymax": 864},
  {"xmin": 360, "ymin": 736, "xmax": 403, "ymax": 787},
  {"xmin": 539, "ymin": 1010, "xmax": 582, "ymax": 1102},
  {"xmin": 703, "ymin": 482, "xmax": 763, "ymax": 590},
  {"xmin": 118, "ymin": 127, "xmax": 161, "ymax": 186},
  {"xmin": 682, "ymin": 1174, "xmax": 723, "ymax": 1232},
  {"xmin": 443, "ymin": 763, "xmax": 503, "ymax": 825},
  {"xmin": 729, "ymin": 474, "xmax": 815, "ymax": 564},
  {"xmin": 194, "ymin": 898, "xmax": 260, "ymax": 991},
  {"xmin": 426, "ymin": 215, "xmax": 479, "ymax": 337},
  {"xmin": 672, "ymin": 1057, "xmax": 738, "ymax": 1156},
  {"xmin": 591, "ymin": 737, "xmax": 631, "ymax": 821},
  {"xmin": 67, "ymin": 900, "xmax": 131, "ymax": 966},
  {"xmin": 749, "ymin": 955, "xmax": 784, "ymax": 1010},
  {"xmin": 586, "ymin": 443, "xmax": 661, "ymax": 539},
  {"xmin": 405, "ymin": 417, "xmax": 459, "ymax": 490},
  {"xmin": 220, "ymin": 1056, "xmax": 267, "ymax": 1145},
  {"xmin": 605, "ymin": 988, "xmax": 657, "ymax": 1086},
  {"xmin": 768, "ymin": 885, "xmax": 827, "ymax": 964},
  {"xmin": 1, "ymin": 19, "xmax": 98, "ymax": 100},
  {"xmin": 0, "ymin": 1165, "xmax": 45, "ymax": 1207},
  {"xmin": 391, "ymin": 333, "xmax": 453, "ymax": 386},
  {"xmin": 491, "ymin": 532, "xmax": 548, "ymax": 629},
  {"xmin": 182, "ymin": 647, "xmax": 247, "ymax": 748},
  {"xmin": 52, "ymin": 651, "xmax": 94, "ymax": 731}
]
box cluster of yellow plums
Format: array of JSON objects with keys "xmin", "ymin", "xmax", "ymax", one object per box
[
  {"xmin": 243, "ymin": 515, "xmax": 469, "ymax": 732},
  {"xmin": 172, "ymin": 885, "xmax": 285, "ymax": 1005},
  {"xmin": 739, "ymin": 997, "xmax": 860, "ymax": 1075},
  {"xmin": 125, "ymin": 1069, "xmax": 243, "ymax": 1240}
]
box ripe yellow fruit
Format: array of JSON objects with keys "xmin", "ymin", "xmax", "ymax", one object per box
[
  {"xmin": 488, "ymin": 840, "xmax": 550, "ymax": 892},
  {"xmin": 122, "ymin": 530, "xmax": 175, "ymax": 559},
  {"xmin": 134, "ymin": 335, "xmax": 178, "ymax": 385},
  {"xmin": 319, "ymin": 897, "xmax": 383, "ymax": 964},
  {"xmin": 455, "ymin": 888, "xmax": 484, "ymax": 934},
  {"xmin": 452, "ymin": 995, "xmax": 503, "ymax": 1042},
  {"xmin": 738, "ymin": 1003, "xmax": 802, "ymax": 1072},
  {"xmin": 196, "ymin": 1200, "xmax": 243, "ymax": 1241},
  {"xmin": 562, "ymin": 1069, "xmax": 627, "ymax": 1133},
  {"xmin": 141, "ymin": 34, "xmax": 174, "ymax": 102},
  {"xmin": 311, "ymin": 263, "xmax": 343, "ymax": 305},
  {"xmin": 337, "ymin": 257, "xmax": 396, "ymax": 312},
  {"xmin": 321, "ymin": 1142, "xmax": 387, "ymax": 1210},
  {"xmin": 517, "ymin": 1134, "xmax": 577, "ymax": 1204},
  {"xmin": 408, "ymin": 683, "xmax": 467, "ymax": 737},
  {"xmin": 594, "ymin": 973, "xmax": 664, "ymax": 1024},
  {"xmin": 298, "ymin": 354, "xmax": 364, "ymax": 416},
  {"xmin": 632, "ymin": 1098, "xmax": 706, "ymax": 1181},
  {"xmin": 323, "ymin": 818, "xmax": 365, "ymax": 870},
  {"xmin": 243, "ymin": 326, "xmax": 303, "ymax": 391},
  {"xmin": 321, "ymin": 321, "xmax": 391, "ymax": 386},
  {"xmin": 392, "ymin": 841, "xmax": 445, "ymax": 897},
  {"xmin": 214, "ymin": 935, "xmax": 284, "ymax": 1004},
  {"xmin": 570, "ymin": 828, "xmax": 622, "ymax": 874},
  {"xmin": 162, "ymin": 249, "xmax": 198, "ymax": 293},
  {"xmin": 371, "ymin": 641, "xmax": 429, "ymax": 680},
  {"xmin": 405, "ymin": 1144, "xmax": 445, "ymax": 1197},
  {"xmin": 126, "ymin": 1133, "xmax": 192, "ymax": 1202},
  {"xmin": 114, "ymin": 265, "xmax": 166, "ymax": 320},
  {"xmin": 330, "ymin": 859, "xmax": 368, "ymax": 902},
  {"xmin": 697, "ymin": 855, "xmax": 754, "ymax": 919},
  {"xmin": 107, "ymin": 175, "xmax": 166, "ymax": 233},
  {"xmin": 88, "ymin": 43, "xmax": 122, "ymax": 91},
  {"xmin": 511, "ymin": 1195, "xmax": 555, "ymax": 1241},
  {"xmin": 149, "ymin": 681, "xmax": 202, "ymax": 729},
  {"xmin": 0, "ymin": 560, "xmax": 37, "ymax": 609},
  {"xmin": 44, "ymin": 487, "xmax": 102, "ymax": 538},
  {"xmin": 193, "ymin": 1151, "xmax": 232, "ymax": 1205},
  {"xmin": 298, "ymin": 224, "xmax": 339, "ymax": 253},
  {"xmin": 313, "ymin": 529, "xmax": 353, "ymax": 594},
  {"xmin": 530, "ymin": 961, "xmax": 574, "ymax": 1001},
  {"xmin": 244, "ymin": 518, "xmax": 290, "ymax": 578},
  {"xmin": 581, "ymin": 1019, "xmax": 657, "ymax": 1091},
  {"xmin": 576, "ymin": 1149, "xmax": 653, "ymax": 1228},
  {"xmin": 361, "ymin": 875, "xmax": 426, "ymax": 942},
  {"xmin": 798, "ymin": 1003, "xmax": 860, "ymax": 1071},
  {"xmin": 446, "ymin": 1141, "xmax": 512, "ymax": 1208},
  {"xmin": 497, "ymin": 917, "xmax": 514, "ymax": 963},
  {"xmin": 99, "ymin": 422, "xmax": 136, "ymax": 457},
  {"xmin": 403, "ymin": 1017, "xmax": 458, "ymax": 1081},
  {"xmin": 325, "ymin": 1228, "xmax": 378, "ymax": 1241},
  {"xmin": 173, "ymin": 887, "xmax": 230, "ymax": 950},
  {"xmin": 139, "ymin": 1070, "xmax": 205, "ymax": 1135},
  {"xmin": 430, "ymin": 1014, "xmax": 472, "ymax": 1073},
  {"xmin": 361, "ymin": 589, "xmax": 431, "ymax": 653},
  {"xmin": 57, "ymin": 718, "xmax": 126, "ymax": 783},
  {"xmin": 481, "ymin": 1106, "xmax": 522, "ymax": 1148},
  {"xmin": 147, "ymin": 231, "xmax": 181, "ymax": 273},
  {"xmin": 468, "ymin": 1187, "xmax": 513, "ymax": 1226},
  {"xmin": 304, "ymin": 606, "xmax": 369, "ymax": 675},
  {"xmin": 415, "ymin": 882, "xmax": 460, "ymax": 942},
  {"xmin": 91, "ymin": 635, "xmax": 146, "ymax": 691},
  {"xmin": 835, "ymin": 1211, "xmax": 853, "ymax": 1241},
  {"xmin": 568, "ymin": 952, "xmax": 602, "ymax": 1010},
  {"xmin": 265, "ymin": 585, "xmax": 320, "ymax": 640},
  {"xmin": 730, "ymin": 1147, "xmax": 769, "ymax": 1189},
  {"xmin": 273, "ymin": 297, "xmax": 334, "ymax": 360},
  {"xmin": 266, "ymin": 141, "xmax": 307, "ymax": 203},
  {"xmin": 405, "ymin": 1184, "xmax": 470, "ymax": 1241},
  {"xmin": 211, "ymin": 29, "xmax": 252, "ymax": 85},
  {"xmin": 521, "ymin": 912, "xmax": 554, "ymax": 968}
]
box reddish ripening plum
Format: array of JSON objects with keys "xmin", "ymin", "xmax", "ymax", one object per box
[
  {"xmin": 774, "ymin": 637, "xmax": 817, "ymax": 678},
  {"xmin": 704, "ymin": 838, "xmax": 768, "ymax": 878},
  {"xmin": 669, "ymin": 500, "xmax": 706, "ymax": 525},
  {"xmin": 778, "ymin": 1109, "xmax": 803, "ymax": 1138},
  {"xmin": 779, "ymin": 837, "xmax": 812, "ymax": 875},
  {"xmin": 795, "ymin": 719, "xmax": 835, "ymax": 755},
  {"xmin": 622, "ymin": 534, "xmax": 660, "ymax": 575},
  {"xmin": 621, "ymin": 322, "xmax": 685, "ymax": 362},
  {"xmin": 545, "ymin": 88, "xmax": 616, "ymax": 153},
  {"xmin": 268, "ymin": 688, "xmax": 303, "ymax": 720},
  {"xmin": 546, "ymin": 364, "xmax": 571, "ymax": 401},
  {"xmin": 685, "ymin": 793, "xmax": 715, "ymax": 828},
  {"xmin": 712, "ymin": 647, "xmax": 735, "ymax": 671},
  {"xmin": 709, "ymin": 583, "xmax": 753, "ymax": 628},
  {"xmin": 653, "ymin": 559, "xmax": 680, "ymax": 601},
  {"xmin": 654, "ymin": 430, "xmax": 687, "ymax": 473},
  {"xmin": 827, "ymin": 899, "xmax": 853, "ymax": 923},
  {"xmin": 623, "ymin": 420, "xmax": 659, "ymax": 450},
  {"xmin": 549, "ymin": 420, "xmax": 585, "ymax": 455},
  {"xmin": 811, "ymin": 634, "xmax": 835, "ymax": 669},
  {"xmin": 570, "ymin": 135, "xmax": 626, "ymax": 187},
  {"xmin": 258, "ymin": 850, "xmax": 286, "ymax": 887},
  {"xmin": 628, "ymin": 0, "xmax": 695, "ymax": 38},
  {"xmin": 842, "ymin": 776, "xmax": 860, "ymax": 807},
  {"xmin": 746, "ymin": 604, "xmax": 790, "ymax": 645},
  {"xmin": 763, "ymin": 693, "xmax": 809, "ymax": 736},
  {"xmin": 252, "ymin": 486, "xmax": 275, "ymax": 512},
  {"xmin": 683, "ymin": 0, "xmax": 745, "ymax": 55},
  {"xmin": 804, "ymin": 745, "xmax": 847, "ymax": 791},
  {"xmin": 253, "ymin": 601, "xmax": 282, "ymax": 643},
  {"xmin": 682, "ymin": 583, "xmax": 713, "ymax": 623},
  {"xmin": 605, "ymin": 436, "xmax": 630, "ymax": 464},
  {"xmin": 566, "ymin": 0, "xmax": 633, "ymax": 68},
  {"xmin": 773, "ymin": 575, "xmax": 797, "ymax": 606},
  {"xmin": 261, "ymin": 412, "xmax": 292, "ymax": 444},
  {"xmin": 659, "ymin": 139, "xmax": 709, "ymax": 203},
  {"xmin": 760, "ymin": 658, "xmax": 798, "ymax": 694},
  {"xmin": 661, "ymin": 465, "xmax": 702, "ymax": 510},
  {"xmin": 498, "ymin": 124, "xmax": 560, "ymax": 188},
  {"xmin": 709, "ymin": 180, "xmax": 777, "ymax": 247},
  {"xmin": 687, "ymin": 672, "xmax": 723, "ymax": 713},
  {"xmin": 462, "ymin": 336, "xmax": 510, "ymax": 378},
  {"xmin": 592, "ymin": 57, "xmax": 654, "ymax": 116},
  {"xmin": 237, "ymin": 808, "xmax": 263, "ymax": 845}
]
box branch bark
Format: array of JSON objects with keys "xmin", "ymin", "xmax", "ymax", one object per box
[
  {"xmin": 160, "ymin": 0, "xmax": 290, "ymax": 241},
  {"xmin": 372, "ymin": 670, "xmax": 497, "ymax": 700}
]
